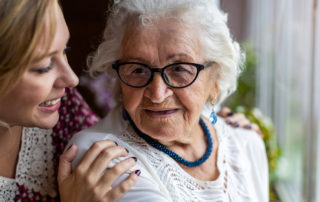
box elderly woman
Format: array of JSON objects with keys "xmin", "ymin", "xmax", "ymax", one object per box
[{"xmin": 69, "ymin": 0, "xmax": 268, "ymax": 201}]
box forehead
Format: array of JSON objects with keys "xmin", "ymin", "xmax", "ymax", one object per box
[{"xmin": 121, "ymin": 19, "xmax": 201, "ymax": 62}]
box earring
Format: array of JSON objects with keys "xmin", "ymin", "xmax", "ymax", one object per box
[{"xmin": 209, "ymin": 98, "xmax": 218, "ymax": 124}]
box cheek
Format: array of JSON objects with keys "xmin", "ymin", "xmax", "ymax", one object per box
[
  {"xmin": 121, "ymin": 85, "xmax": 143, "ymax": 112},
  {"xmin": 11, "ymin": 78, "xmax": 50, "ymax": 107},
  {"xmin": 178, "ymin": 85, "xmax": 209, "ymax": 114}
]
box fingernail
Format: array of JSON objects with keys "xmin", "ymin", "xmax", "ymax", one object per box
[
  {"xmin": 132, "ymin": 157, "xmax": 137, "ymax": 162},
  {"xmin": 135, "ymin": 170, "xmax": 141, "ymax": 176},
  {"xmin": 233, "ymin": 122, "xmax": 239, "ymax": 127},
  {"xmin": 245, "ymin": 124, "xmax": 252, "ymax": 129},
  {"xmin": 114, "ymin": 141, "xmax": 118, "ymax": 146},
  {"xmin": 226, "ymin": 119, "xmax": 232, "ymax": 124},
  {"xmin": 227, "ymin": 112, "xmax": 234, "ymax": 117}
]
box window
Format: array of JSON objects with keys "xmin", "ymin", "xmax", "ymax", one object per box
[{"xmin": 246, "ymin": 0, "xmax": 320, "ymax": 201}]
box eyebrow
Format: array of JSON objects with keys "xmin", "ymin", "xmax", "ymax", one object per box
[
  {"xmin": 121, "ymin": 57, "xmax": 150, "ymax": 64},
  {"xmin": 123, "ymin": 53, "xmax": 194, "ymax": 63},
  {"xmin": 167, "ymin": 53, "xmax": 194, "ymax": 61}
]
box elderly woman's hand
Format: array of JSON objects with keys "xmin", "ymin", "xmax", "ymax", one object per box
[
  {"xmin": 57, "ymin": 140, "xmax": 139, "ymax": 202},
  {"xmin": 218, "ymin": 107, "xmax": 263, "ymax": 137}
]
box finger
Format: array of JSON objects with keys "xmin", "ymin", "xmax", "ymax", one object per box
[
  {"xmin": 88, "ymin": 146, "xmax": 129, "ymax": 180},
  {"xmin": 225, "ymin": 113, "xmax": 246, "ymax": 126},
  {"xmin": 251, "ymin": 123, "xmax": 259, "ymax": 131},
  {"xmin": 217, "ymin": 107, "xmax": 233, "ymax": 117},
  {"xmin": 97, "ymin": 157, "xmax": 137, "ymax": 190},
  {"xmin": 58, "ymin": 144, "xmax": 78, "ymax": 184},
  {"xmin": 77, "ymin": 140, "xmax": 117, "ymax": 171},
  {"xmin": 106, "ymin": 169, "xmax": 140, "ymax": 201},
  {"xmin": 250, "ymin": 124, "xmax": 263, "ymax": 137},
  {"xmin": 235, "ymin": 119, "xmax": 251, "ymax": 128}
]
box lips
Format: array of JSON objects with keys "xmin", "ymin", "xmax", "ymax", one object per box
[
  {"xmin": 144, "ymin": 108, "xmax": 179, "ymax": 118},
  {"xmin": 39, "ymin": 97, "xmax": 61, "ymax": 107},
  {"xmin": 38, "ymin": 97, "xmax": 63, "ymax": 113}
]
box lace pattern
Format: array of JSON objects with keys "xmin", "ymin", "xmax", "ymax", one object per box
[
  {"xmin": 16, "ymin": 127, "xmax": 57, "ymax": 197},
  {"xmin": 116, "ymin": 117, "xmax": 252, "ymax": 202},
  {"xmin": 0, "ymin": 177, "xmax": 16, "ymax": 202},
  {"xmin": 0, "ymin": 127, "xmax": 56, "ymax": 201}
]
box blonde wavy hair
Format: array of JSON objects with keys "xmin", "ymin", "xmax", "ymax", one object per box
[{"xmin": 0, "ymin": 0, "xmax": 59, "ymax": 128}]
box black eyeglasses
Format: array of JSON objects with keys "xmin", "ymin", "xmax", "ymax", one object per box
[{"xmin": 112, "ymin": 61, "xmax": 214, "ymax": 88}]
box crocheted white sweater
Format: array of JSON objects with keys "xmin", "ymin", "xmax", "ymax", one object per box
[
  {"xmin": 69, "ymin": 107, "xmax": 269, "ymax": 202},
  {"xmin": 0, "ymin": 128, "xmax": 56, "ymax": 202}
]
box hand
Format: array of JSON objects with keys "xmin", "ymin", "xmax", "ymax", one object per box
[
  {"xmin": 218, "ymin": 107, "xmax": 263, "ymax": 137},
  {"xmin": 58, "ymin": 140, "xmax": 140, "ymax": 202}
]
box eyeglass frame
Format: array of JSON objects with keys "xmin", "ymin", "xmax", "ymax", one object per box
[{"xmin": 112, "ymin": 61, "xmax": 214, "ymax": 89}]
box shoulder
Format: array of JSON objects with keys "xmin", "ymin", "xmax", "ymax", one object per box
[
  {"xmin": 217, "ymin": 119, "xmax": 267, "ymax": 171},
  {"xmin": 234, "ymin": 128, "xmax": 265, "ymax": 152},
  {"xmin": 216, "ymin": 117, "xmax": 265, "ymax": 155},
  {"xmin": 67, "ymin": 107, "xmax": 127, "ymax": 169},
  {"xmin": 216, "ymin": 118, "xmax": 269, "ymax": 201},
  {"xmin": 68, "ymin": 106, "xmax": 125, "ymax": 146}
]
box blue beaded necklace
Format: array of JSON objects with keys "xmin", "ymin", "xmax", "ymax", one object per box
[{"xmin": 123, "ymin": 110, "xmax": 213, "ymax": 167}]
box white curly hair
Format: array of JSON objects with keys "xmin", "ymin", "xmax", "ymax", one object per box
[{"xmin": 87, "ymin": 0, "xmax": 244, "ymax": 106}]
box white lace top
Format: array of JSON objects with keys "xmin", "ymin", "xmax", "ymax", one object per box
[
  {"xmin": 69, "ymin": 107, "xmax": 269, "ymax": 202},
  {"xmin": 0, "ymin": 127, "xmax": 57, "ymax": 202}
]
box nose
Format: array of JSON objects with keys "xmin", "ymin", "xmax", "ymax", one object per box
[
  {"xmin": 144, "ymin": 73, "xmax": 173, "ymax": 103},
  {"xmin": 54, "ymin": 58, "xmax": 79, "ymax": 88}
]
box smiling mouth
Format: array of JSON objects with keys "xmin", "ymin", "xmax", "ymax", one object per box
[
  {"xmin": 144, "ymin": 109, "xmax": 178, "ymax": 117},
  {"xmin": 39, "ymin": 98, "xmax": 61, "ymax": 107}
]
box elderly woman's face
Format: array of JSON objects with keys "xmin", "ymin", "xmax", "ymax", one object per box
[{"xmin": 120, "ymin": 20, "xmax": 218, "ymax": 143}]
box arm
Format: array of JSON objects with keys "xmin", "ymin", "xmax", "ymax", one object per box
[
  {"xmin": 242, "ymin": 130, "xmax": 269, "ymax": 202},
  {"xmin": 113, "ymin": 173, "xmax": 170, "ymax": 202}
]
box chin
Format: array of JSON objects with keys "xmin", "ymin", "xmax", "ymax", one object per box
[
  {"xmin": 143, "ymin": 126, "xmax": 178, "ymax": 140},
  {"xmin": 35, "ymin": 113, "xmax": 60, "ymax": 129}
]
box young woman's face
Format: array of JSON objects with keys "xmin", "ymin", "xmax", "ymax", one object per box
[{"xmin": 0, "ymin": 7, "xmax": 78, "ymax": 129}]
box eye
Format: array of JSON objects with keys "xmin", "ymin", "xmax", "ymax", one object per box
[
  {"xmin": 168, "ymin": 64, "xmax": 194, "ymax": 75},
  {"xmin": 172, "ymin": 65, "xmax": 188, "ymax": 72},
  {"xmin": 30, "ymin": 60, "xmax": 54, "ymax": 74},
  {"xmin": 31, "ymin": 65, "xmax": 53, "ymax": 74},
  {"xmin": 132, "ymin": 67, "xmax": 147, "ymax": 74},
  {"xmin": 122, "ymin": 64, "xmax": 149, "ymax": 76}
]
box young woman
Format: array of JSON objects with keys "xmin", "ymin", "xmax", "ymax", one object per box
[{"xmin": 0, "ymin": 1, "xmax": 139, "ymax": 201}]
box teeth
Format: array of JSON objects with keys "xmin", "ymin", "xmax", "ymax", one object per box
[{"xmin": 40, "ymin": 98, "xmax": 61, "ymax": 107}]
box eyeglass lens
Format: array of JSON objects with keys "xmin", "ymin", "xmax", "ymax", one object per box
[{"xmin": 118, "ymin": 63, "xmax": 198, "ymax": 87}]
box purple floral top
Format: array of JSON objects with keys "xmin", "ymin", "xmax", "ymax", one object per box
[{"xmin": 0, "ymin": 88, "xmax": 99, "ymax": 202}]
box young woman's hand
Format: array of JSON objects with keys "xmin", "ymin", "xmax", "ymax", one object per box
[
  {"xmin": 218, "ymin": 107, "xmax": 263, "ymax": 137},
  {"xmin": 58, "ymin": 140, "xmax": 139, "ymax": 202}
]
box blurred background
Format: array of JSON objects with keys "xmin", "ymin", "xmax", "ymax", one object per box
[{"xmin": 60, "ymin": 0, "xmax": 320, "ymax": 201}]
